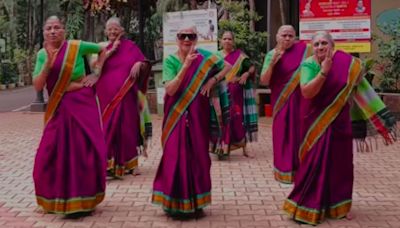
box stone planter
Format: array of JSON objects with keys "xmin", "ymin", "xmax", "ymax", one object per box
[
  {"xmin": 7, "ymin": 83, "xmax": 16, "ymax": 89},
  {"xmin": 379, "ymin": 92, "xmax": 400, "ymax": 121},
  {"xmin": 17, "ymin": 81, "xmax": 25, "ymax": 87},
  {"xmin": 0, "ymin": 84, "xmax": 6, "ymax": 90}
]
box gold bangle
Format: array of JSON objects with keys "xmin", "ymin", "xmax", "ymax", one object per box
[{"xmin": 320, "ymin": 71, "xmax": 327, "ymax": 77}]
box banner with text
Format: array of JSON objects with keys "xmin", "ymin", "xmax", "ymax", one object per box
[
  {"xmin": 299, "ymin": 0, "xmax": 371, "ymax": 53},
  {"xmin": 163, "ymin": 9, "xmax": 218, "ymax": 59}
]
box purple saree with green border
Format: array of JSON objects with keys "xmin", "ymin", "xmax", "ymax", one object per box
[
  {"xmin": 96, "ymin": 39, "xmax": 148, "ymax": 178},
  {"xmin": 33, "ymin": 40, "xmax": 106, "ymax": 214}
]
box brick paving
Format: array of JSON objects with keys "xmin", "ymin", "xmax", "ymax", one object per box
[{"xmin": 0, "ymin": 112, "xmax": 399, "ymax": 228}]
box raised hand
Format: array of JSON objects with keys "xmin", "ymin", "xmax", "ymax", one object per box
[
  {"xmin": 321, "ymin": 48, "xmax": 333, "ymax": 75},
  {"xmin": 183, "ymin": 45, "xmax": 198, "ymax": 68},
  {"xmin": 271, "ymin": 43, "xmax": 284, "ymax": 66},
  {"xmin": 43, "ymin": 42, "xmax": 58, "ymax": 71}
]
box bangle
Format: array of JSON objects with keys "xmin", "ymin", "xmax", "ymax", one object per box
[
  {"xmin": 213, "ymin": 76, "xmax": 218, "ymax": 82},
  {"xmin": 320, "ymin": 71, "xmax": 327, "ymax": 77}
]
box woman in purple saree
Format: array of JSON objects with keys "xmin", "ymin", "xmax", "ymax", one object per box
[
  {"xmin": 260, "ymin": 25, "xmax": 312, "ymax": 183},
  {"xmin": 151, "ymin": 26, "xmax": 231, "ymax": 216},
  {"xmin": 96, "ymin": 17, "xmax": 152, "ymax": 179},
  {"xmin": 210, "ymin": 31, "xmax": 258, "ymax": 159},
  {"xmin": 32, "ymin": 16, "xmax": 109, "ymax": 215},
  {"xmin": 283, "ymin": 31, "xmax": 396, "ymax": 225}
]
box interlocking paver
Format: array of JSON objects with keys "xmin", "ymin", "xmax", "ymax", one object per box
[{"xmin": 0, "ymin": 112, "xmax": 400, "ymax": 227}]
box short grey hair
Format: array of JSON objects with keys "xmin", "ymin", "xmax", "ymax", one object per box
[
  {"xmin": 222, "ymin": 31, "xmax": 235, "ymax": 40},
  {"xmin": 177, "ymin": 25, "xmax": 198, "ymax": 34},
  {"xmin": 106, "ymin": 17, "xmax": 123, "ymax": 29},
  {"xmin": 311, "ymin": 31, "xmax": 335, "ymax": 47},
  {"xmin": 277, "ymin": 25, "xmax": 295, "ymax": 34},
  {"xmin": 44, "ymin": 15, "xmax": 64, "ymax": 28}
]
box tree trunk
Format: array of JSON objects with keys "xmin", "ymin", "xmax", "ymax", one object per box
[
  {"xmin": 279, "ymin": 0, "xmax": 286, "ymax": 25},
  {"xmin": 189, "ymin": 0, "xmax": 197, "ymax": 10},
  {"xmin": 248, "ymin": 0, "xmax": 255, "ymax": 32}
]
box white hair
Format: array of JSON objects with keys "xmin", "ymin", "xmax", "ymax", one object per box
[
  {"xmin": 106, "ymin": 17, "xmax": 123, "ymax": 29},
  {"xmin": 311, "ymin": 31, "xmax": 335, "ymax": 47},
  {"xmin": 277, "ymin": 25, "xmax": 295, "ymax": 34},
  {"xmin": 177, "ymin": 25, "xmax": 198, "ymax": 34},
  {"xmin": 44, "ymin": 15, "xmax": 64, "ymax": 28}
]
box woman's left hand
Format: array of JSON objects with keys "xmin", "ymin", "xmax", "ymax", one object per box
[
  {"xmin": 82, "ymin": 74, "xmax": 99, "ymax": 87},
  {"xmin": 129, "ymin": 62, "xmax": 142, "ymax": 81},
  {"xmin": 201, "ymin": 78, "xmax": 217, "ymax": 97},
  {"xmin": 238, "ymin": 73, "xmax": 249, "ymax": 85}
]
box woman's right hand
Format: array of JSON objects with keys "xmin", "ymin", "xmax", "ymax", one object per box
[
  {"xmin": 43, "ymin": 42, "xmax": 57, "ymax": 73},
  {"xmin": 271, "ymin": 44, "xmax": 284, "ymax": 66},
  {"xmin": 182, "ymin": 45, "xmax": 198, "ymax": 69},
  {"xmin": 321, "ymin": 48, "xmax": 333, "ymax": 75}
]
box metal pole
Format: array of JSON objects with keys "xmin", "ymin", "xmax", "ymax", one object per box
[
  {"xmin": 31, "ymin": 0, "xmax": 46, "ymax": 112},
  {"xmin": 267, "ymin": 0, "xmax": 271, "ymax": 51}
]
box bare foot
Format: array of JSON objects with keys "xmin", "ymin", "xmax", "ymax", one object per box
[
  {"xmin": 34, "ymin": 206, "xmax": 46, "ymax": 214},
  {"xmin": 131, "ymin": 168, "xmax": 141, "ymax": 176},
  {"xmin": 346, "ymin": 212, "xmax": 355, "ymax": 220},
  {"xmin": 242, "ymin": 148, "xmax": 254, "ymax": 158}
]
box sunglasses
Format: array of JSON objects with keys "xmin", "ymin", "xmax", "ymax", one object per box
[
  {"xmin": 177, "ymin": 33, "xmax": 197, "ymax": 41},
  {"xmin": 313, "ymin": 41, "xmax": 329, "ymax": 47}
]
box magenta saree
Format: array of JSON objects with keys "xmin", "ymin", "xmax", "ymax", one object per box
[
  {"xmin": 283, "ymin": 51, "xmax": 363, "ymax": 225},
  {"xmin": 268, "ymin": 42, "xmax": 311, "ymax": 183},
  {"xmin": 33, "ymin": 40, "xmax": 107, "ymax": 214},
  {"xmin": 96, "ymin": 39, "xmax": 148, "ymax": 178},
  {"xmin": 152, "ymin": 49, "xmax": 225, "ymax": 214}
]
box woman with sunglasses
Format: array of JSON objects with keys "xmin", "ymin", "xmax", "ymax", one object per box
[
  {"xmin": 283, "ymin": 31, "xmax": 396, "ymax": 225},
  {"xmin": 32, "ymin": 16, "xmax": 110, "ymax": 215},
  {"xmin": 260, "ymin": 25, "xmax": 312, "ymax": 184},
  {"xmin": 96, "ymin": 17, "xmax": 152, "ymax": 179},
  {"xmin": 210, "ymin": 31, "xmax": 258, "ymax": 159},
  {"xmin": 151, "ymin": 26, "xmax": 232, "ymax": 216}
]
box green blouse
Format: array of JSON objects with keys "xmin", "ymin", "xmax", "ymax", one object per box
[
  {"xmin": 261, "ymin": 49, "xmax": 276, "ymax": 75},
  {"xmin": 33, "ymin": 41, "xmax": 102, "ymax": 81},
  {"xmin": 162, "ymin": 48, "xmax": 224, "ymax": 83},
  {"xmin": 300, "ymin": 56, "xmax": 321, "ymax": 85}
]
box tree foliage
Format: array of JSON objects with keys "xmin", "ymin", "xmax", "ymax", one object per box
[
  {"xmin": 375, "ymin": 19, "xmax": 400, "ymax": 92},
  {"xmin": 60, "ymin": 0, "xmax": 85, "ymax": 39},
  {"xmin": 218, "ymin": 1, "xmax": 268, "ymax": 71}
]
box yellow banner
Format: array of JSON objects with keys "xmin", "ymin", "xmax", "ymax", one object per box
[{"xmin": 335, "ymin": 42, "xmax": 371, "ymax": 53}]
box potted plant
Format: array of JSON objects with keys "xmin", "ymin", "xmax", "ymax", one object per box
[
  {"xmin": 14, "ymin": 48, "xmax": 29, "ymax": 87},
  {"xmin": 1, "ymin": 61, "xmax": 17, "ymax": 89}
]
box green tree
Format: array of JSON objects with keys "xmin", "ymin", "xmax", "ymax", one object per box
[
  {"xmin": 60, "ymin": 0, "xmax": 85, "ymax": 39},
  {"xmin": 375, "ymin": 19, "xmax": 400, "ymax": 93},
  {"xmin": 218, "ymin": 1, "xmax": 268, "ymax": 71}
]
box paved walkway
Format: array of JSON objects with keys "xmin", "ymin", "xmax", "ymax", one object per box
[{"xmin": 0, "ymin": 112, "xmax": 399, "ymax": 228}]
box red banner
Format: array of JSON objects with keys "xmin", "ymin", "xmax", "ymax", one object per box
[{"xmin": 299, "ymin": 0, "xmax": 371, "ymax": 53}]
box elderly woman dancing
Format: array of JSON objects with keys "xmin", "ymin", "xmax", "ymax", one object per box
[
  {"xmin": 32, "ymin": 16, "xmax": 111, "ymax": 215},
  {"xmin": 151, "ymin": 26, "xmax": 232, "ymax": 216},
  {"xmin": 96, "ymin": 17, "xmax": 152, "ymax": 179},
  {"xmin": 283, "ymin": 31, "xmax": 396, "ymax": 225}
]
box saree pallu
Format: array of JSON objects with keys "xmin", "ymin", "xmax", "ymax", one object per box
[
  {"xmin": 269, "ymin": 42, "xmax": 311, "ymax": 183},
  {"xmin": 33, "ymin": 41, "xmax": 106, "ymax": 214},
  {"xmin": 283, "ymin": 51, "xmax": 362, "ymax": 225},
  {"xmin": 210, "ymin": 49, "xmax": 258, "ymax": 157},
  {"xmin": 152, "ymin": 51, "xmax": 224, "ymax": 214},
  {"xmin": 96, "ymin": 39, "xmax": 149, "ymax": 178}
]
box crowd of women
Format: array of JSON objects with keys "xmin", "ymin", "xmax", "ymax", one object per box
[{"xmin": 32, "ymin": 15, "xmax": 397, "ymax": 225}]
